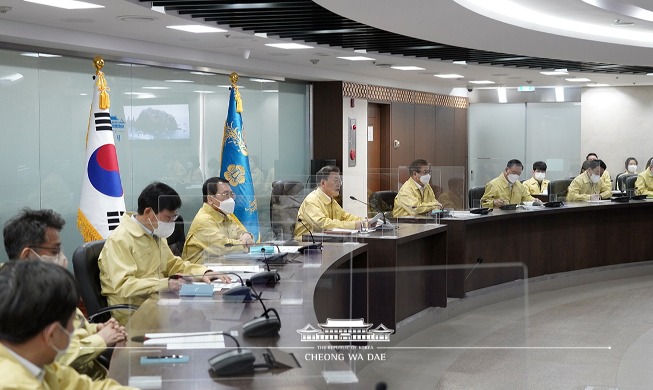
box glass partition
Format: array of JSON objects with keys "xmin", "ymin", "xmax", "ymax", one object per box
[{"xmin": 0, "ymin": 48, "xmax": 309, "ymax": 266}]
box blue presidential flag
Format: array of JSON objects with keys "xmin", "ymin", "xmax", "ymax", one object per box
[{"xmin": 220, "ymin": 73, "xmax": 259, "ymax": 239}]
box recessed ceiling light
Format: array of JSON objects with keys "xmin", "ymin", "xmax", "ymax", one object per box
[
  {"xmin": 354, "ymin": 49, "xmax": 367, "ymax": 53},
  {"xmin": 250, "ymin": 78, "xmax": 276, "ymax": 83},
  {"xmin": 142, "ymin": 86, "xmax": 170, "ymax": 90},
  {"xmin": 540, "ymin": 70, "xmax": 569, "ymax": 76},
  {"xmin": 164, "ymin": 79, "xmax": 194, "ymax": 83},
  {"xmin": 118, "ymin": 15, "xmax": 157, "ymax": 22},
  {"xmin": 193, "ymin": 90, "xmax": 215, "ymax": 94},
  {"xmin": 565, "ymin": 77, "xmax": 591, "ymax": 82},
  {"xmin": 587, "ymin": 83, "xmax": 610, "ymax": 87},
  {"xmin": 24, "ymin": 0, "xmax": 103, "ymax": 9},
  {"xmin": 469, "ymin": 80, "xmax": 495, "ymax": 84},
  {"xmin": 151, "ymin": 6, "xmax": 165, "ymax": 14},
  {"xmin": 453, "ymin": 61, "xmax": 467, "ymax": 65},
  {"xmin": 265, "ymin": 43, "xmax": 313, "ymax": 49},
  {"xmin": 434, "ymin": 74, "xmax": 464, "ymax": 79},
  {"xmin": 254, "ymin": 32, "xmax": 268, "ymax": 38},
  {"xmin": 337, "ymin": 56, "xmax": 376, "ymax": 61},
  {"xmin": 190, "ymin": 71, "xmax": 215, "ymax": 76},
  {"xmin": 167, "ymin": 25, "xmax": 227, "ymax": 33},
  {"xmin": 391, "ymin": 66, "xmax": 425, "ymax": 71},
  {"xmin": 647, "ymin": 73, "xmax": 653, "ymax": 76}
]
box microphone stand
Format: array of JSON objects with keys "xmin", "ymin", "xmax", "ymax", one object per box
[
  {"xmin": 242, "ymin": 280, "xmax": 281, "ymax": 337},
  {"xmin": 350, "ymin": 195, "xmax": 393, "ymax": 229},
  {"xmin": 297, "ymin": 218, "xmax": 323, "ymax": 253}
]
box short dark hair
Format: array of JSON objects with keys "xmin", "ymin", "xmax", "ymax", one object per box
[
  {"xmin": 137, "ymin": 182, "xmax": 181, "ymax": 214},
  {"xmin": 3, "ymin": 208, "xmax": 65, "ymax": 260},
  {"xmin": 580, "ymin": 160, "xmax": 591, "ymax": 173},
  {"xmin": 647, "ymin": 157, "xmax": 653, "ymax": 169},
  {"xmin": 586, "ymin": 153, "xmax": 598, "ymax": 160},
  {"xmin": 202, "ymin": 177, "xmax": 230, "ymax": 203},
  {"xmin": 506, "ymin": 159, "xmax": 523, "ymax": 169},
  {"xmin": 532, "ymin": 161, "xmax": 547, "ymax": 171},
  {"xmin": 624, "ymin": 157, "xmax": 638, "ymax": 169},
  {"xmin": 0, "ymin": 260, "xmax": 78, "ymax": 344},
  {"xmin": 589, "ymin": 159, "xmax": 606, "ymax": 170},
  {"xmin": 316, "ymin": 165, "xmax": 340, "ymax": 185},
  {"xmin": 409, "ymin": 159, "xmax": 429, "ymax": 175}
]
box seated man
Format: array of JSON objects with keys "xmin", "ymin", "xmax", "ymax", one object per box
[
  {"xmin": 439, "ymin": 177, "xmax": 465, "ymax": 210},
  {"xmin": 480, "ymin": 159, "xmax": 538, "ymax": 208},
  {"xmin": 522, "ymin": 161, "xmax": 550, "ymax": 195},
  {"xmin": 393, "ymin": 159, "xmax": 443, "ymax": 217},
  {"xmin": 183, "ymin": 177, "xmax": 255, "ymax": 264},
  {"xmin": 0, "ymin": 260, "xmax": 134, "ymax": 389},
  {"xmin": 567, "ymin": 159, "xmax": 612, "ymax": 201},
  {"xmin": 634, "ymin": 158, "xmax": 653, "ymax": 196},
  {"xmin": 2, "ymin": 208, "xmax": 126, "ymax": 380},
  {"xmin": 586, "ymin": 152, "xmax": 611, "ymax": 188},
  {"xmin": 294, "ymin": 165, "xmax": 363, "ymax": 239},
  {"xmin": 99, "ymin": 182, "xmax": 229, "ymax": 324}
]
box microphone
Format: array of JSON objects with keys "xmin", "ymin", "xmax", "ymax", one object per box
[
  {"xmin": 465, "ymin": 257, "xmax": 484, "ymax": 281},
  {"xmin": 351, "ymin": 195, "xmax": 393, "ymax": 229},
  {"xmin": 296, "ymin": 218, "xmax": 323, "ymax": 253},
  {"xmin": 242, "ymin": 280, "xmax": 281, "ymax": 337},
  {"xmin": 131, "ymin": 331, "xmax": 239, "ymax": 345},
  {"xmin": 217, "ymin": 272, "xmax": 253, "ymax": 301}
]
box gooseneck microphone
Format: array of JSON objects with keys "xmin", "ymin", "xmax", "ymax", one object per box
[
  {"xmin": 465, "ymin": 257, "xmax": 484, "ymax": 280},
  {"xmin": 242, "ymin": 280, "xmax": 281, "ymax": 337},
  {"xmin": 351, "ymin": 195, "xmax": 393, "ymax": 228},
  {"xmin": 217, "ymin": 272, "xmax": 253, "ymax": 301},
  {"xmin": 297, "ymin": 218, "xmax": 323, "ymax": 253}
]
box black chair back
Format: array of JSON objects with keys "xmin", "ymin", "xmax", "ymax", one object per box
[
  {"xmin": 616, "ymin": 174, "xmax": 637, "ymax": 192},
  {"xmin": 270, "ymin": 180, "xmax": 304, "ymax": 239},
  {"xmin": 166, "ymin": 214, "xmax": 185, "ymax": 256},
  {"xmin": 548, "ymin": 179, "xmax": 573, "ymax": 200},
  {"xmin": 468, "ymin": 186, "xmax": 485, "ymax": 208},
  {"xmin": 369, "ymin": 190, "xmax": 398, "ymax": 213},
  {"xmin": 625, "ymin": 175, "xmax": 638, "ymax": 195},
  {"xmin": 72, "ymin": 240, "xmax": 108, "ymax": 322}
]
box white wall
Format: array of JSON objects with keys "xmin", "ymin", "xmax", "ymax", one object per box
[
  {"xmin": 581, "ymin": 86, "xmax": 653, "ymax": 180},
  {"xmin": 341, "ymin": 98, "xmax": 369, "ymax": 217}
]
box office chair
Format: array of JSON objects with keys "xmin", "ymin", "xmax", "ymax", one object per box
[
  {"xmin": 547, "ymin": 179, "xmax": 573, "ymax": 201},
  {"xmin": 369, "ymin": 190, "xmax": 398, "ymax": 213},
  {"xmin": 616, "ymin": 174, "xmax": 636, "ymax": 193},
  {"xmin": 625, "ymin": 175, "xmax": 638, "ymax": 196},
  {"xmin": 270, "ymin": 180, "xmax": 304, "ymax": 240},
  {"xmin": 71, "ymin": 240, "xmax": 138, "ymax": 323},
  {"xmin": 468, "ymin": 186, "xmax": 485, "ymax": 209},
  {"xmin": 166, "ymin": 214, "xmax": 185, "ymax": 256}
]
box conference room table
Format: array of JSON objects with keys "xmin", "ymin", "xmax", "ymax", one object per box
[
  {"xmin": 408, "ymin": 199, "xmax": 653, "ymax": 298},
  {"xmin": 109, "ymin": 243, "xmax": 368, "ymax": 389}
]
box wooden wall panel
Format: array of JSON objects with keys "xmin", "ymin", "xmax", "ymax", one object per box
[
  {"xmin": 414, "ymin": 104, "xmax": 436, "ymax": 164},
  {"xmin": 454, "ymin": 107, "xmax": 468, "ymax": 167},
  {"xmin": 435, "ymin": 106, "xmax": 455, "ymax": 166},
  {"xmin": 313, "ymin": 82, "xmax": 344, "ymax": 168},
  {"xmin": 390, "ymin": 103, "xmax": 416, "ymax": 170}
]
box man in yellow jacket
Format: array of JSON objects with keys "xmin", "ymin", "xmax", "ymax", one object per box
[
  {"xmin": 294, "ymin": 166, "xmax": 363, "ymax": 239},
  {"xmin": 99, "ymin": 182, "xmax": 229, "ymax": 324},
  {"xmin": 480, "ymin": 159, "xmax": 539, "ymax": 208},
  {"xmin": 393, "ymin": 159, "xmax": 443, "ymax": 217},
  {"xmin": 522, "ymin": 161, "xmax": 550, "ymax": 195},
  {"xmin": 634, "ymin": 158, "xmax": 653, "ymax": 196},
  {"xmin": 183, "ymin": 177, "xmax": 255, "ymax": 264},
  {"xmin": 567, "ymin": 159, "xmax": 612, "ymax": 201},
  {"xmin": 0, "ymin": 260, "xmax": 135, "ymax": 389},
  {"xmin": 2, "ymin": 208, "xmax": 126, "ymax": 380}
]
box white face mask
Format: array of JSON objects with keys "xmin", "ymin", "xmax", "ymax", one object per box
[
  {"xmin": 151, "ymin": 215, "xmax": 175, "ymax": 238},
  {"xmin": 590, "ymin": 174, "xmax": 601, "ymax": 184},
  {"xmin": 534, "ymin": 172, "xmax": 546, "ymax": 181},
  {"xmin": 218, "ymin": 197, "xmax": 236, "ymax": 215},
  {"xmin": 507, "ymin": 173, "xmax": 520, "ymax": 184},
  {"xmin": 627, "ymin": 164, "xmax": 637, "ymax": 173},
  {"xmin": 31, "ymin": 249, "xmax": 68, "ymax": 268},
  {"xmin": 51, "ymin": 322, "xmax": 73, "ymax": 360},
  {"xmin": 419, "ymin": 174, "xmax": 431, "ymax": 185}
]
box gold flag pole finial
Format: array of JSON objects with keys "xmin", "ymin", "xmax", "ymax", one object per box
[
  {"xmin": 93, "ymin": 56, "xmax": 110, "ymax": 110},
  {"xmin": 230, "ymin": 72, "xmax": 243, "ymax": 113}
]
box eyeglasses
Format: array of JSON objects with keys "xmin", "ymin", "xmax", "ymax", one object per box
[
  {"xmin": 157, "ymin": 213, "xmax": 180, "ymax": 222},
  {"xmin": 419, "ymin": 170, "xmax": 432, "ymax": 175},
  {"xmin": 31, "ymin": 245, "xmax": 63, "ymax": 256},
  {"xmin": 216, "ymin": 191, "xmax": 236, "ymax": 198}
]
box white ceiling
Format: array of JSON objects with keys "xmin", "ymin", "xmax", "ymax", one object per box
[{"xmin": 1, "ymin": 0, "xmax": 653, "ymax": 94}]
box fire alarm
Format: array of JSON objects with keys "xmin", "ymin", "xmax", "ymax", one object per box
[{"xmin": 352, "ymin": 124, "xmax": 356, "ymax": 130}]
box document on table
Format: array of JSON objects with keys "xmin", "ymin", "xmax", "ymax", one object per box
[
  {"xmin": 143, "ymin": 332, "xmax": 225, "ymax": 349},
  {"xmin": 277, "ymin": 245, "xmax": 302, "ymax": 253}
]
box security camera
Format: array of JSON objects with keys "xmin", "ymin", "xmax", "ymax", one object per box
[
  {"xmin": 310, "ymin": 59, "xmax": 319, "ymax": 65},
  {"xmin": 467, "ymin": 86, "xmax": 474, "ymax": 92}
]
